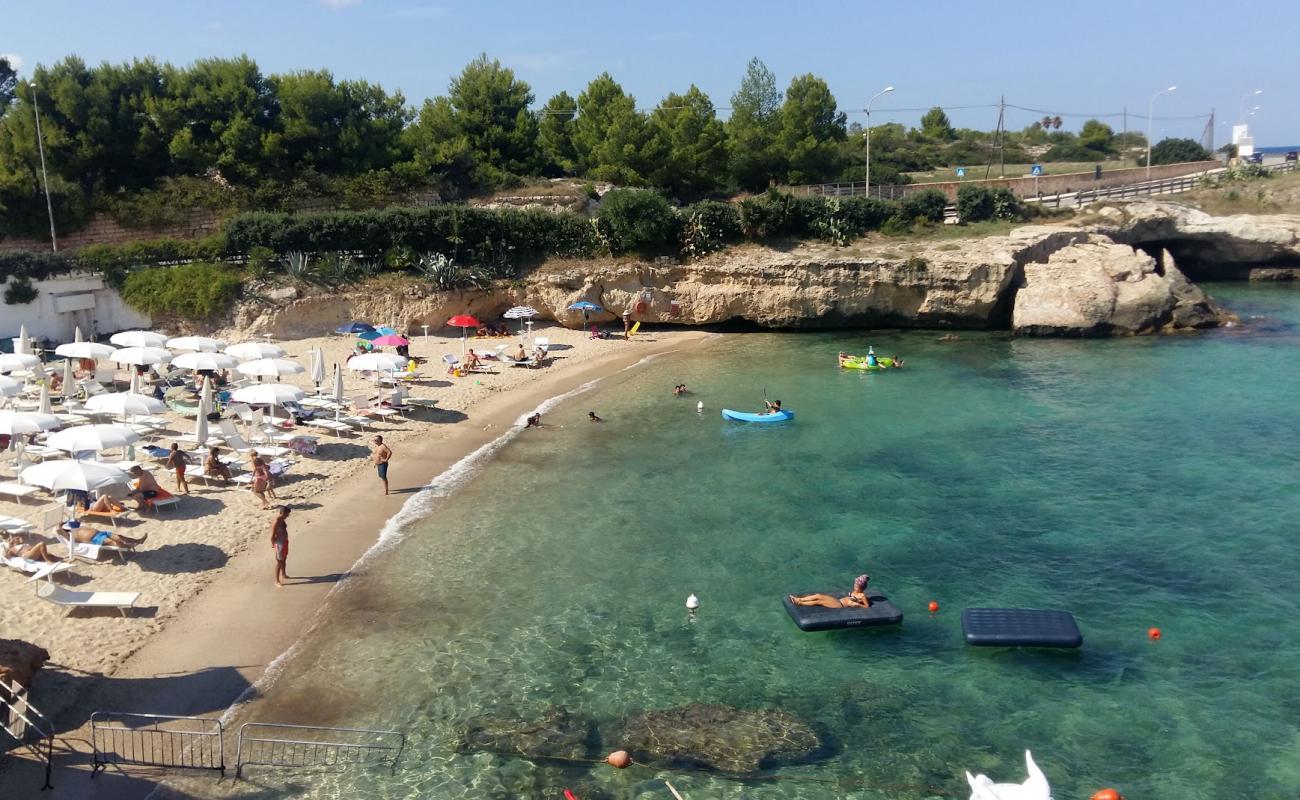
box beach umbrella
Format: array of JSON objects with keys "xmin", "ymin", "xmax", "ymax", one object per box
[
  {"xmin": 172, "ymin": 351, "xmax": 238, "ymax": 372},
  {"xmin": 357, "ymin": 326, "xmax": 398, "ymax": 342},
  {"xmin": 503, "ymin": 305, "xmax": 539, "ymax": 336},
  {"xmin": 129, "ymin": 371, "xmax": 142, "ymax": 396},
  {"xmin": 109, "ymin": 330, "xmax": 168, "ymax": 348},
  {"xmin": 230, "ymin": 383, "xmax": 305, "ymax": 406},
  {"xmin": 335, "ymin": 321, "xmax": 376, "ymax": 335},
  {"xmin": 567, "ymin": 300, "xmax": 602, "ymax": 326},
  {"xmin": 0, "ymin": 375, "xmax": 21, "ymax": 398},
  {"xmin": 20, "ymin": 460, "xmax": 131, "ymax": 492},
  {"xmin": 446, "ymin": 315, "xmax": 480, "ymax": 355},
  {"xmin": 74, "ymin": 326, "xmax": 84, "ymax": 343},
  {"xmin": 61, "ymin": 358, "xmax": 74, "ymax": 396},
  {"xmin": 224, "ymin": 341, "xmax": 286, "ymax": 361},
  {"xmin": 0, "ymin": 411, "xmax": 61, "ymax": 435},
  {"xmin": 236, "ymin": 358, "xmax": 305, "ymax": 380},
  {"xmin": 15, "ymin": 325, "xmax": 31, "ymax": 355},
  {"xmin": 309, "ymin": 347, "xmax": 325, "ymax": 390},
  {"xmin": 331, "ymin": 363, "xmax": 345, "ymax": 420},
  {"xmin": 347, "ymin": 353, "xmax": 408, "ymax": 372},
  {"xmin": 370, "ymin": 334, "xmax": 408, "ymax": 347},
  {"xmin": 86, "ymin": 392, "xmax": 166, "ymax": 417},
  {"xmin": 54, "ymin": 341, "xmax": 116, "ymax": 360},
  {"xmin": 110, "ymin": 347, "xmax": 172, "ymax": 367},
  {"xmin": 37, "ymin": 382, "xmax": 51, "ymax": 414},
  {"xmin": 193, "ymin": 377, "xmax": 212, "ymax": 446},
  {"xmin": 166, "ymin": 335, "xmax": 226, "ymax": 353},
  {"xmin": 47, "ymin": 423, "xmax": 140, "ymax": 455},
  {"xmin": 0, "ymin": 353, "xmax": 40, "ymax": 374}
]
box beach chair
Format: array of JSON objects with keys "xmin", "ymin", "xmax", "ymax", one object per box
[
  {"xmin": 0, "ymin": 514, "xmax": 36, "ymax": 535},
  {"xmin": 218, "ymin": 420, "xmax": 293, "ymax": 458},
  {"xmin": 232, "ymin": 458, "xmax": 293, "ymax": 487},
  {"xmin": 76, "ymin": 379, "xmax": 112, "ymax": 400},
  {"xmin": 3, "ymin": 557, "xmax": 73, "ymax": 580},
  {"xmin": 0, "ymin": 482, "xmax": 40, "ymax": 504},
  {"xmin": 78, "ymin": 504, "xmax": 132, "ymax": 528},
  {"xmin": 442, "ymin": 354, "xmax": 461, "ymax": 375},
  {"xmin": 35, "ymin": 582, "xmax": 139, "ymax": 616}
]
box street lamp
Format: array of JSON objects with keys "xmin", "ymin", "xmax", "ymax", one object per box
[
  {"xmin": 1146, "ymin": 85, "xmax": 1176, "ymax": 182},
  {"xmin": 29, "ymin": 82, "xmax": 58, "ymax": 252},
  {"xmin": 863, "ymin": 85, "xmax": 894, "ymax": 197},
  {"xmin": 1238, "ymin": 88, "xmax": 1262, "ymax": 123}
]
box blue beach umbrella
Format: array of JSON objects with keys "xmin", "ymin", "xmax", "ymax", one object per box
[
  {"xmin": 358, "ymin": 326, "xmax": 398, "ymax": 341},
  {"xmin": 335, "ymin": 321, "xmax": 375, "ymax": 335},
  {"xmin": 568, "ymin": 300, "xmax": 603, "ymax": 325}
]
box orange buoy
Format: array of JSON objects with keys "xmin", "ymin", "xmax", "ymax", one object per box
[
  {"xmin": 606, "ymin": 750, "xmax": 631, "ymax": 769},
  {"xmin": 927, "ymin": 601, "xmax": 940, "ymax": 613},
  {"xmin": 1091, "ymin": 788, "xmax": 1123, "ymax": 800},
  {"xmin": 1147, "ymin": 627, "xmax": 1162, "ymax": 641}
]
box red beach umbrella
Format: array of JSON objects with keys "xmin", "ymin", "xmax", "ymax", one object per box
[{"xmin": 447, "ymin": 315, "xmax": 481, "ymax": 355}]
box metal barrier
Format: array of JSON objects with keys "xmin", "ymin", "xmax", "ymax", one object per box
[
  {"xmin": 90, "ymin": 712, "xmax": 225, "ymax": 777},
  {"xmin": 235, "ymin": 722, "xmax": 405, "ymax": 779},
  {"xmin": 1, "ymin": 678, "xmax": 55, "ymax": 790}
]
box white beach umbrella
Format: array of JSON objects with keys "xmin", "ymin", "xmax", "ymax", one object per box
[
  {"xmin": 37, "ymin": 382, "xmax": 51, "ymax": 414},
  {"xmin": 109, "ymin": 330, "xmax": 168, "ymax": 348},
  {"xmin": 54, "ymin": 341, "xmax": 117, "ymax": 360},
  {"xmin": 110, "ymin": 347, "xmax": 173, "ymax": 367},
  {"xmin": 193, "ymin": 377, "xmax": 212, "ymax": 446},
  {"xmin": 61, "ymin": 358, "xmax": 75, "ymax": 396},
  {"xmin": 86, "ymin": 392, "xmax": 167, "ymax": 417},
  {"xmin": 309, "ymin": 347, "xmax": 325, "ymax": 390},
  {"xmin": 0, "ymin": 411, "xmax": 61, "ymax": 435},
  {"xmin": 74, "ymin": 326, "xmax": 84, "ymax": 343},
  {"xmin": 231, "ymin": 383, "xmax": 305, "ymax": 406},
  {"xmin": 0, "ymin": 353, "xmax": 41, "ymax": 374},
  {"xmin": 224, "ymin": 342, "xmax": 286, "ymax": 361},
  {"xmin": 347, "ymin": 353, "xmax": 408, "ymax": 372},
  {"xmin": 47, "ymin": 424, "xmax": 140, "ymax": 455},
  {"xmin": 167, "ymin": 335, "xmax": 226, "ymax": 353},
  {"xmin": 236, "ymin": 358, "xmax": 305, "ymax": 380},
  {"xmin": 503, "ymin": 305, "xmax": 539, "ymax": 336},
  {"xmin": 129, "ymin": 371, "xmax": 142, "ymax": 396},
  {"xmin": 15, "ymin": 325, "xmax": 31, "ymax": 355},
  {"xmin": 172, "ymin": 351, "xmax": 238, "ymax": 372},
  {"xmin": 0, "ymin": 375, "xmax": 21, "ymax": 398},
  {"xmin": 20, "ymin": 460, "xmax": 131, "ymax": 492},
  {"xmin": 331, "ymin": 363, "xmax": 345, "ymax": 420}
]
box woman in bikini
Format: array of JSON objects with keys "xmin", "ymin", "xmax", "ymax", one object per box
[
  {"xmin": 251, "ymin": 457, "xmax": 272, "ymax": 509},
  {"xmin": 789, "ymin": 574, "xmax": 871, "ymax": 609}
]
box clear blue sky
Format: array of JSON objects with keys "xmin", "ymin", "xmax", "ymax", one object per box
[{"xmin": 5, "ymin": 0, "xmax": 1297, "ymax": 144}]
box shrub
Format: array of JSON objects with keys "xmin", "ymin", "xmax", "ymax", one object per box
[
  {"xmin": 680, "ymin": 200, "xmax": 741, "ymax": 259},
  {"xmin": 3, "ymin": 277, "xmax": 38, "ymax": 305},
  {"xmin": 594, "ymin": 189, "xmax": 679, "ymax": 255},
  {"xmin": 416, "ymin": 253, "xmax": 489, "ymax": 291},
  {"xmin": 121, "ymin": 263, "xmax": 243, "ymax": 319},
  {"xmin": 957, "ymin": 185, "xmax": 996, "ymax": 223},
  {"xmin": 897, "ymin": 190, "xmax": 948, "ymax": 224},
  {"xmin": 990, "ymin": 188, "xmax": 1025, "ymax": 221},
  {"xmin": 0, "ymin": 251, "xmax": 77, "ymax": 283},
  {"xmin": 738, "ymin": 190, "xmax": 800, "ymax": 239}
]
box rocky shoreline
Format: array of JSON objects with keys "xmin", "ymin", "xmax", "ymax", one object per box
[{"xmin": 217, "ymin": 200, "xmax": 1299, "ymax": 339}]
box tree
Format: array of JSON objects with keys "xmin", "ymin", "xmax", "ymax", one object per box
[
  {"xmin": 776, "ymin": 74, "xmax": 846, "ymax": 184},
  {"xmin": 920, "ymin": 106, "xmax": 955, "ymax": 141},
  {"xmin": 538, "ymin": 91, "xmax": 578, "ymax": 176},
  {"xmin": 572, "ymin": 73, "xmax": 647, "ymax": 185},
  {"xmin": 1078, "ymin": 119, "xmax": 1114, "ymax": 153},
  {"xmin": 727, "ymin": 57, "xmax": 782, "ymax": 191},
  {"xmin": 643, "ymin": 86, "xmax": 728, "ymax": 198},
  {"xmin": 1146, "ymin": 137, "xmax": 1211, "ymax": 166},
  {"xmin": 0, "ymin": 56, "xmax": 16, "ymax": 115},
  {"xmin": 405, "ymin": 96, "xmax": 475, "ymax": 193}
]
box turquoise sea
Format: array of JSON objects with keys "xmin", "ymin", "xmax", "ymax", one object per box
[{"xmin": 246, "ymin": 282, "xmax": 1300, "ymax": 800}]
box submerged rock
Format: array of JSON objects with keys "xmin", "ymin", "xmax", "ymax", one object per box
[
  {"xmin": 458, "ymin": 706, "xmax": 597, "ymax": 762},
  {"xmin": 616, "ymin": 703, "xmax": 820, "ymax": 774}
]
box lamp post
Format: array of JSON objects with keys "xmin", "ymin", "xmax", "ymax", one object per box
[
  {"xmin": 1238, "ymin": 88, "xmax": 1262, "ymax": 124},
  {"xmin": 863, "ymin": 85, "xmax": 894, "ymax": 198},
  {"xmin": 1146, "ymin": 85, "xmax": 1176, "ymax": 182},
  {"xmin": 29, "ymin": 82, "xmax": 58, "ymax": 252}
]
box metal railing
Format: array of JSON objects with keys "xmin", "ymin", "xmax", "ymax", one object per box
[
  {"xmin": 235, "ymin": 722, "xmax": 405, "ymax": 779},
  {"xmin": 90, "ymin": 711, "xmax": 225, "ymax": 777},
  {"xmin": 1, "ymin": 678, "xmax": 55, "ymax": 790},
  {"xmin": 796, "ymin": 180, "xmax": 913, "ymax": 200}
]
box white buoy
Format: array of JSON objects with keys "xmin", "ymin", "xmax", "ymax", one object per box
[
  {"xmin": 696, "ymin": 401, "xmax": 703, "ymax": 412},
  {"xmin": 686, "ymin": 594, "xmax": 700, "ymax": 610}
]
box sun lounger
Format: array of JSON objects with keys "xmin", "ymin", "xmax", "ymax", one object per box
[
  {"xmin": 0, "ymin": 482, "xmax": 41, "ymax": 504},
  {"xmin": 35, "ymin": 582, "xmax": 139, "ymax": 616},
  {"xmin": 0, "ymin": 515, "xmax": 35, "ymax": 534},
  {"xmin": 302, "ymin": 418, "xmax": 356, "ymax": 436},
  {"xmin": 232, "ymin": 458, "xmax": 293, "ymax": 487},
  {"xmin": 68, "ymin": 541, "xmax": 132, "ymax": 564},
  {"xmin": 4, "ymin": 557, "xmax": 72, "ymax": 579},
  {"xmin": 78, "ymin": 506, "xmax": 132, "ymax": 528}
]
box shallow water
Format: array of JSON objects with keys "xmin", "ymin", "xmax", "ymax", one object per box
[{"xmin": 246, "ymin": 283, "xmax": 1300, "ymax": 800}]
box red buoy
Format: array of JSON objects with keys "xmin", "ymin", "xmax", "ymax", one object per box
[
  {"xmin": 564, "ymin": 790, "xmax": 579, "ymax": 800},
  {"xmin": 927, "ymin": 600, "xmax": 940, "ymax": 613},
  {"xmin": 1091, "ymin": 788, "xmax": 1122, "ymax": 800},
  {"xmin": 1147, "ymin": 627, "xmax": 1162, "ymax": 641},
  {"xmin": 606, "ymin": 750, "xmax": 631, "ymax": 769}
]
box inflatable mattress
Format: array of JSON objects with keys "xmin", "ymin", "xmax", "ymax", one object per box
[
  {"xmin": 783, "ymin": 588, "xmax": 903, "ymax": 631},
  {"xmin": 961, "ymin": 608, "xmax": 1083, "ymax": 648}
]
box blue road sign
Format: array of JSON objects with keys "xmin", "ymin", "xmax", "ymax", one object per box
[
  {"xmin": 1030, "ymin": 164, "xmax": 1043, "ymax": 176},
  {"xmin": 955, "ymin": 167, "xmax": 966, "ymax": 177}
]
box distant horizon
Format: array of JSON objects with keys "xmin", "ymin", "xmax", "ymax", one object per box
[{"xmin": 3, "ymin": 0, "xmax": 1297, "ymax": 143}]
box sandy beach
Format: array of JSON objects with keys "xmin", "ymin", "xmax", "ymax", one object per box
[{"xmin": 0, "ymin": 322, "xmax": 715, "ymax": 793}]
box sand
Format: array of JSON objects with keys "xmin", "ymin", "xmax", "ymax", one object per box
[{"xmin": 0, "ymin": 323, "xmax": 715, "ymax": 763}]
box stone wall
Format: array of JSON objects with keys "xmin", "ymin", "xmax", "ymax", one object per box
[{"xmin": 0, "ymin": 209, "xmax": 225, "ymax": 254}]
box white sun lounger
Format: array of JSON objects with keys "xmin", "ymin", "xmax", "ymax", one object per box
[
  {"xmin": 0, "ymin": 482, "xmax": 41, "ymax": 504},
  {"xmin": 36, "ymin": 582, "xmax": 139, "ymax": 615},
  {"xmin": 4, "ymin": 556, "xmax": 73, "ymax": 578},
  {"xmin": 0, "ymin": 515, "xmax": 36, "ymax": 534}
]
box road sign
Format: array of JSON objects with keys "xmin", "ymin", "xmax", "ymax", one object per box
[
  {"xmin": 1030, "ymin": 164, "xmax": 1043, "ymax": 176},
  {"xmin": 955, "ymin": 167, "xmax": 966, "ymax": 178}
]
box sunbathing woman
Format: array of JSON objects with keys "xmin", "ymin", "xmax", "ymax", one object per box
[
  {"xmin": 5, "ymin": 534, "xmax": 57, "ymax": 563},
  {"xmin": 82, "ymin": 495, "xmax": 126, "ymax": 515},
  {"xmin": 789, "ymin": 574, "xmax": 871, "ymax": 609}
]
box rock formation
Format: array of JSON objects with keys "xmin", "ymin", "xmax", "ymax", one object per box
[
  {"xmin": 0, "ymin": 639, "xmax": 49, "ymax": 692},
  {"xmin": 458, "ymin": 706, "xmax": 597, "ymax": 762},
  {"xmin": 616, "ymin": 703, "xmax": 820, "ymax": 774}
]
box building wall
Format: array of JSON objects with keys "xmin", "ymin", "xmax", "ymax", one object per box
[{"xmin": 1, "ymin": 272, "xmax": 151, "ymax": 346}]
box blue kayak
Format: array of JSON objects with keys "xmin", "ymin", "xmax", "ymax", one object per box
[{"xmin": 721, "ymin": 409, "xmax": 795, "ymax": 423}]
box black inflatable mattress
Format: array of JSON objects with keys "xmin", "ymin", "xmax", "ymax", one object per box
[
  {"xmin": 783, "ymin": 588, "xmax": 903, "ymax": 631},
  {"xmin": 961, "ymin": 608, "xmax": 1082, "ymax": 648}
]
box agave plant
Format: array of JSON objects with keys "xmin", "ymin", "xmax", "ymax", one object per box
[
  {"xmin": 282, "ymin": 251, "xmax": 317, "ymax": 283},
  {"xmin": 416, "ymin": 252, "xmax": 489, "ymax": 292}
]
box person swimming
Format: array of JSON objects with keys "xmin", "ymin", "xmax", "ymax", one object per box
[{"xmin": 865, "ymin": 346, "xmax": 878, "ymax": 367}]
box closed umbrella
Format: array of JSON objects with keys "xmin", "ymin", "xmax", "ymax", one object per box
[
  {"xmin": 236, "ymin": 358, "xmax": 305, "ymax": 380},
  {"xmin": 193, "ymin": 377, "xmax": 212, "ymax": 447},
  {"xmin": 54, "ymin": 342, "xmax": 117, "ymax": 360},
  {"xmin": 0, "ymin": 411, "xmax": 61, "ymax": 435},
  {"xmin": 446, "ymin": 315, "xmax": 480, "ymax": 355},
  {"xmin": 0, "ymin": 353, "xmax": 40, "ymax": 374},
  {"xmin": 74, "ymin": 326, "xmax": 84, "ymax": 343},
  {"xmin": 110, "ymin": 347, "xmax": 172, "ymax": 367},
  {"xmin": 109, "ymin": 330, "xmax": 169, "ymax": 348},
  {"xmin": 86, "ymin": 392, "xmax": 166, "ymax": 417},
  {"xmin": 167, "ymin": 335, "xmax": 226, "ymax": 353},
  {"xmin": 309, "ymin": 347, "xmax": 325, "ymax": 391},
  {"xmin": 172, "ymin": 351, "xmax": 238, "ymax": 372},
  {"xmin": 15, "ymin": 325, "xmax": 31, "ymax": 355},
  {"xmin": 332, "ymin": 363, "xmax": 345, "ymax": 421},
  {"xmin": 335, "ymin": 321, "xmax": 376, "ymax": 335},
  {"xmin": 224, "ymin": 342, "xmax": 286, "ymax": 361},
  {"xmin": 20, "ymin": 460, "xmax": 131, "ymax": 492},
  {"xmin": 37, "ymin": 382, "xmax": 51, "ymax": 414},
  {"xmin": 0, "ymin": 375, "xmax": 21, "ymax": 398},
  {"xmin": 47, "ymin": 424, "xmax": 140, "ymax": 455},
  {"xmin": 61, "ymin": 358, "xmax": 74, "ymax": 397}
]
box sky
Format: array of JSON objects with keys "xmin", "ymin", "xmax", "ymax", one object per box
[{"xmin": 4, "ymin": 0, "xmax": 1298, "ymax": 145}]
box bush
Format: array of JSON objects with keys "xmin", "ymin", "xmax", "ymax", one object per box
[
  {"xmin": 680, "ymin": 200, "xmax": 741, "ymax": 259},
  {"xmin": 1146, "ymin": 138, "xmax": 1212, "ymax": 166},
  {"xmin": 594, "ymin": 189, "xmax": 679, "ymax": 255},
  {"xmin": 897, "ymin": 190, "xmax": 948, "ymax": 224},
  {"xmin": 121, "ymin": 262, "xmax": 244, "ymax": 319},
  {"xmin": 738, "ymin": 190, "xmax": 800, "ymax": 239},
  {"xmin": 0, "ymin": 250, "xmax": 77, "ymax": 283},
  {"xmin": 957, "ymin": 185, "xmax": 996, "ymax": 223},
  {"xmin": 3, "ymin": 277, "xmax": 38, "ymax": 305}
]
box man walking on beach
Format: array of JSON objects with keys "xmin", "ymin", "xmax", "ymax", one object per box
[
  {"xmin": 371, "ymin": 435, "xmax": 393, "ymax": 495},
  {"xmin": 271, "ymin": 505, "xmax": 290, "ymax": 587}
]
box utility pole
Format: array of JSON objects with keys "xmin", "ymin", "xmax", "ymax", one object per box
[
  {"xmin": 1121, "ymin": 106, "xmax": 1127, "ymax": 168},
  {"xmin": 29, "ymin": 82, "xmax": 58, "ymax": 252},
  {"xmin": 999, "ymin": 95, "xmax": 1006, "ymax": 178}
]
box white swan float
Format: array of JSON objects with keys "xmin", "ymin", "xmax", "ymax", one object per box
[{"xmin": 966, "ymin": 750, "xmax": 1051, "ymax": 800}]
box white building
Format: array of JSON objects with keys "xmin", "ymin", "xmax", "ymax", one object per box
[{"xmin": 2, "ymin": 272, "xmax": 151, "ymax": 347}]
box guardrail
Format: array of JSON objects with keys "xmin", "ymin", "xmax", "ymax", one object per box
[
  {"xmin": 90, "ymin": 711, "xmax": 225, "ymax": 777},
  {"xmin": 235, "ymin": 722, "xmax": 405, "ymax": 779},
  {"xmin": 1, "ymin": 678, "xmax": 54, "ymax": 790}
]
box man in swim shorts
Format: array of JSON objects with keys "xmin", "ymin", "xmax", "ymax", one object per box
[
  {"xmin": 371, "ymin": 435, "xmax": 393, "ymax": 495},
  {"xmin": 270, "ymin": 506, "xmax": 290, "ymax": 587}
]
